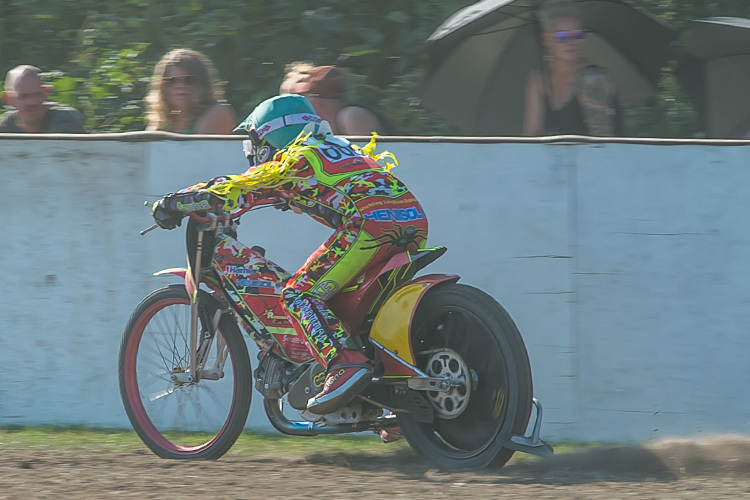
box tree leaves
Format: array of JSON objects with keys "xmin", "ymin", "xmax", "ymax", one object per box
[
  {"xmin": 3, "ymin": 0, "xmax": 743, "ymax": 136},
  {"xmin": 0, "ymin": 0, "xmax": 474, "ymax": 134}
]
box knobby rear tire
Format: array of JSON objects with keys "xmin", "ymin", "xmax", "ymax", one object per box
[
  {"xmin": 118, "ymin": 284, "xmax": 252, "ymax": 459},
  {"xmin": 398, "ymin": 282, "xmax": 533, "ymax": 470}
]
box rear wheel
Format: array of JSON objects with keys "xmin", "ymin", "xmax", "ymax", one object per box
[
  {"xmin": 118, "ymin": 285, "xmax": 252, "ymax": 459},
  {"xmin": 398, "ymin": 283, "xmax": 533, "ymax": 469}
]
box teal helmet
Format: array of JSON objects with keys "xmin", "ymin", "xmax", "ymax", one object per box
[{"xmin": 235, "ymin": 94, "xmax": 322, "ymax": 151}]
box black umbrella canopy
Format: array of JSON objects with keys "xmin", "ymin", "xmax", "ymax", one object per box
[
  {"xmin": 423, "ymin": 0, "xmax": 676, "ymax": 135},
  {"xmin": 685, "ymin": 17, "xmax": 750, "ymax": 59},
  {"xmin": 678, "ymin": 17, "xmax": 750, "ymax": 138}
]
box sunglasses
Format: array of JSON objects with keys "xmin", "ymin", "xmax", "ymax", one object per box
[
  {"xmin": 552, "ymin": 30, "xmax": 586, "ymax": 43},
  {"xmin": 162, "ymin": 75, "xmax": 196, "ymax": 85}
]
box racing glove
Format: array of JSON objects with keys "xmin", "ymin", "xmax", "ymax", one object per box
[
  {"xmin": 151, "ymin": 191, "xmax": 224, "ymax": 229},
  {"xmin": 151, "ymin": 197, "xmax": 184, "ymax": 230}
]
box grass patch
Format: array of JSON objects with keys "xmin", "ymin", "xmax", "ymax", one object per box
[
  {"xmin": 0, "ymin": 425, "xmax": 608, "ymax": 463},
  {"xmin": 0, "ymin": 425, "xmax": 409, "ymax": 456},
  {"xmin": 0, "ymin": 425, "xmax": 143, "ymax": 451}
]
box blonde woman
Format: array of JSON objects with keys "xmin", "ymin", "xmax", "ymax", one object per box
[
  {"xmin": 523, "ymin": 0, "xmax": 619, "ymax": 136},
  {"xmin": 145, "ymin": 48, "xmax": 236, "ymax": 134}
]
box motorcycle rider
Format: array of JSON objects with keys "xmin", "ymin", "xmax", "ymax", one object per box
[{"xmin": 151, "ymin": 94, "xmax": 428, "ymax": 415}]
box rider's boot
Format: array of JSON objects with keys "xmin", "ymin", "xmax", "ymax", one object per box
[
  {"xmin": 306, "ymin": 350, "xmax": 373, "ymax": 415},
  {"xmin": 380, "ymin": 427, "xmax": 404, "ymax": 444}
]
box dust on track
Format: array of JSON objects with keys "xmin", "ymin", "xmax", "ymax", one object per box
[{"xmin": 1, "ymin": 435, "xmax": 749, "ymax": 499}]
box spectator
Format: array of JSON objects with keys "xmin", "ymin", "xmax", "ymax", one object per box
[
  {"xmin": 0, "ymin": 65, "xmax": 86, "ymax": 133},
  {"xmin": 523, "ymin": 0, "xmax": 619, "ymax": 136},
  {"xmin": 144, "ymin": 48, "xmax": 236, "ymax": 134},
  {"xmin": 280, "ymin": 62, "xmax": 394, "ymax": 135}
]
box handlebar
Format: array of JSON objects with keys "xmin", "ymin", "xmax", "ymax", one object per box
[
  {"xmin": 189, "ymin": 206, "xmax": 252, "ymax": 224},
  {"xmin": 140, "ymin": 203, "xmax": 266, "ymax": 236}
]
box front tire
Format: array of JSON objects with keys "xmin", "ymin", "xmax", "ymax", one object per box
[
  {"xmin": 118, "ymin": 285, "xmax": 252, "ymax": 459},
  {"xmin": 398, "ymin": 283, "xmax": 533, "ymax": 469}
]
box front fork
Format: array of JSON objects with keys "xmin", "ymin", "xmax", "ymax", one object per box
[
  {"xmin": 171, "ymin": 229, "xmax": 227, "ymax": 384},
  {"xmin": 169, "ymin": 307, "xmax": 226, "ymax": 384},
  {"xmin": 188, "ymin": 230, "xmax": 204, "ymax": 381}
]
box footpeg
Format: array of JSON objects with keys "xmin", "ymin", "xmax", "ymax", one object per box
[{"xmin": 501, "ymin": 398, "xmax": 554, "ymax": 457}]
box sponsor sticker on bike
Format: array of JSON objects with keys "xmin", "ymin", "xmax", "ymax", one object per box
[{"xmin": 237, "ymin": 279, "xmax": 277, "ymax": 289}]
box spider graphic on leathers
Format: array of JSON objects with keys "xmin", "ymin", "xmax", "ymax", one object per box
[{"xmin": 362, "ymin": 224, "xmax": 427, "ymax": 251}]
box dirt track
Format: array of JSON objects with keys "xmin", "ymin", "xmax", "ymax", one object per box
[{"xmin": 1, "ymin": 435, "xmax": 749, "ymax": 499}]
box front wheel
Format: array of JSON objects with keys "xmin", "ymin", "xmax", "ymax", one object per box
[
  {"xmin": 118, "ymin": 285, "xmax": 252, "ymax": 459},
  {"xmin": 398, "ymin": 283, "xmax": 533, "ymax": 469}
]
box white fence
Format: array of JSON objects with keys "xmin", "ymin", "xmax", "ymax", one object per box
[{"xmin": 1, "ymin": 133, "xmax": 749, "ymax": 443}]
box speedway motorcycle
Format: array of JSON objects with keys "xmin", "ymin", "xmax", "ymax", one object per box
[{"xmin": 118, "ymin": 205, "xmax": 553, "ymax": 469}]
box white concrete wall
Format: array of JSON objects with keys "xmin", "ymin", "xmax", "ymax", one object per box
[{"xmin": 1, "ymin": 135, "xmax": 749, "ymax": 443}]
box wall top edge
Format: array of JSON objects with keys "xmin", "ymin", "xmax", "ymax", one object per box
[{"xmin": 1, "ymin": 131, "xmax": 750, "ymax": 147}]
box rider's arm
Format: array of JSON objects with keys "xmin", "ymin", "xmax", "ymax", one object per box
[
  {"xmin": 233, "ymin": 155, "xmax": 316, "ymax": 212},
  {"xmin": 152, "ymin": 176, "xmax": 231, "ymax": 229},
  {"xmin": 154, "ymin": 154, "xmax": 314, "ymax": 228},
  {"xmin": 238, "ymin": 186, "xmax": 293, "ymax": 211},
  {"xmin": 162, "ymin": 173, "xmax": 277, "ymax": 214},
  {"xmin": 161, "ymin": 176, "xmax": 229, "ymax": 214}
]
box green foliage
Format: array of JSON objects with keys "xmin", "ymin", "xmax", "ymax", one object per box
[
  {"xmin": 636, "ymin": 0, "xmax": 750, "ymax": 31},
  {"xmin": 1, "ymin": 0, "xmax": 472, "ymax": 134},
  {"xmin": 64, "ymin": 42, "xmax": 153, "ymax": 132},
  {"xmin": 627, "ymin": 0, "xmax": 750, "ymax": 137},
  {"xmin": 0, "ymin": 0, "xmax": 748, "ymax": 136},
  {"xmin": 621, "ymin": 63, "xmax": 702, "ymax": 138}
]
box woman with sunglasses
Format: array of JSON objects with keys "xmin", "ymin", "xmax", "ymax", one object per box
[
  {"xmin": 145, "ymin": 48, "xmax": 236, "ymax": 134},
  {"xmin": 523, "ymin": 0, "xmax": 619, "ymax": 136}
]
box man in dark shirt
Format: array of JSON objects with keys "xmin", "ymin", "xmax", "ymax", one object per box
[{"xmin": 0, "ymin": 65, "xmax": 86, "ymax": 133}]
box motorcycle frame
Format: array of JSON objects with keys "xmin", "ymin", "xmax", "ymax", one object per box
[
  {"xmin": 154, "ymin": 210, "xmax": 455, "ymax": 382},
  {"xmin": 143, "ymin": 210, "xmax": 554, "ymax": 457}
]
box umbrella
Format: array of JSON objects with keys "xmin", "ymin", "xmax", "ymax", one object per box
[
  {"xmin": 677, "ymin": 17, "xmax": 750, "ymax": 139},
  {"xmin": 422, "ymin": 0, "xmax": 676, "ymax": 136}
]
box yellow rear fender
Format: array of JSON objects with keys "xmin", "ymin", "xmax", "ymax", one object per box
[{"xmin": 370, "ymin": 274, "xmax": 459, "ymax": 377}]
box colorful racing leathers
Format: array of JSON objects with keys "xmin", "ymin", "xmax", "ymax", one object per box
[{"xmin": 166, "ymin": 135, "xmax": 428, "ymax": 369}]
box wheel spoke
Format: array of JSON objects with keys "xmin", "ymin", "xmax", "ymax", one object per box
[
  {"xmin": 149, "ymin": 386, "xmax": 177, "ymax": 402},
  {"xmin": 119, "ymin": 287, "xmax": 251, "ymax": 458}
]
